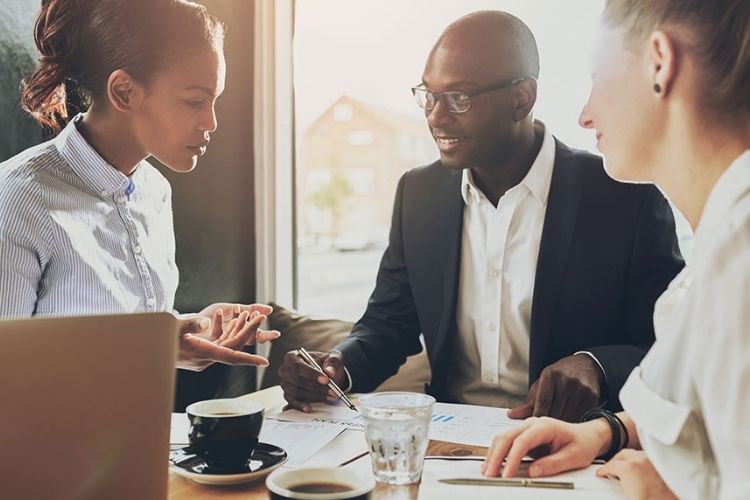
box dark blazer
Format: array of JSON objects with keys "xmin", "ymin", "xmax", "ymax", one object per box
[{"xmin": 336, "ymin": 139, "xmax": 684, "ymax": 409}]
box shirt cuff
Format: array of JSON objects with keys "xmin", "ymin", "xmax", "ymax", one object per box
[
  {"xmin": 341, "ymin": 365, "xmax": 353, "ymax": 392},
  {"xmin": 574, "ymin": 350, "xmax": 608, "ymax": 405}
]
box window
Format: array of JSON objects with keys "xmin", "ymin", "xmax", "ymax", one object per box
[
  {"xmin": 347, "ymin": 169, "xmax": 374, "ymax": 195},
  {"xmin": 257, "ymin": 1, "xmax": 692, "ymax": 322},
  {"xmin": 292, "ymin": 1, "xmax": 609, "ymax": 321},
  {"xmin": 347, "ymin": 130, "xmax": 375, "ymax": 146}
]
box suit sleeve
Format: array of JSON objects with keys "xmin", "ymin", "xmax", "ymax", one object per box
[
  {"xmin": 334, "ymin": 172, "xmax": 424, "ymax": 392},
  {"xmin": 587, "ymin": 186, "xmax": 684, "ymax": 410}
]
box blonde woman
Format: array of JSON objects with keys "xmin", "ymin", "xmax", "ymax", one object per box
[{"xmin": 482, "ymin": 1, "xmax": 750, "ymax": 499}]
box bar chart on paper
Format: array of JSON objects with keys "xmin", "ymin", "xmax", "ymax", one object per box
[
  {"xmin": 272, "ymin": 399, "xmax": 519, "ymax": 448},
  {"xmin": 427, "ymin": 403, "xmax": 520, "ymax": 447}
]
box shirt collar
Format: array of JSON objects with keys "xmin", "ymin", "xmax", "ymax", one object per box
[
  {"xmin": 460, "ymin": 120, "xmax": 555, "ymax": 206},
  {"xmin": 691, "ymin": 149, "xmax": 750, "ymax": 263},
  {"xmin": 54, "ymin": 114, "xmax": 131, "ymax": 198}
]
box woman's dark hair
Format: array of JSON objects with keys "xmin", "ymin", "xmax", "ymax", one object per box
[{"xmin": 20, "ymin": 0, "xmax": 225, "ymax": 135}]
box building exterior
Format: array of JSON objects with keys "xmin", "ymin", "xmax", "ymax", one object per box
[{"xmin": 298, "ymin": 95, "xmax": 435, "ymax": 250}]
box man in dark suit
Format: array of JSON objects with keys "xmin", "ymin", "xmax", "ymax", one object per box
[{"xmin": 279, "ymin": 11, "xmax": 683, "ymax": 421}]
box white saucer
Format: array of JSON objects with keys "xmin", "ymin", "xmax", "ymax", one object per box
[{"xmin": 169, "ymin": 442, "xmax": 287, "ymax": 485}]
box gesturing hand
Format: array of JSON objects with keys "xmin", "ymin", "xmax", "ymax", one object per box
[
  {"xmin": 176, "ymin": 303, "xmax": 281, "ymax": 371},
  {"xmin": 198, "ymin": 303, "xmax": 281, "ymax": 346},
  {"xmin": 508, "ymin": 354, "xmax": 604, "ymax": 422}
]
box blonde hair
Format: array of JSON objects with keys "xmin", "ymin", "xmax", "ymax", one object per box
[{"xmin": 603, "ymin": 0, "xmax": 750, "ymax": 116}]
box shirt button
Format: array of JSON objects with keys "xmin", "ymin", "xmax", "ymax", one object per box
[
  {"xmin": 487, "ymin": 321, "xmax": 496, "ymax": 330},
  {"xmin": 489, "ymin": 269, "xmax": 499, "ymax": 278},
  {"xmin": 146, "ymin": 297, "xmax": 155, "ymax": 306},
  {"xmin": 117, "ymin": 196, "xmax": 126, "ymax": 204},
  {"xmin": 100, "ymin": 190, "xmax": 109, "ymax": 197},
  {"xmin": 133, "ymin": 245, "xmax": 142, "ymax": 254},
  {"xmin": 484, "ymin": 375, "xmax": 493, "ymax": 384}
]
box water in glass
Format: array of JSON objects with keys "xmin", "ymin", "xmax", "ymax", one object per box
[{"xmin": 359, "ymin": 392, "xmax": 434, "ymax": 485}]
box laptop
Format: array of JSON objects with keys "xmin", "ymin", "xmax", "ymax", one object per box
[{"xmin": 0, "ymin": 313, "xmax": 179, "ymax": 500}]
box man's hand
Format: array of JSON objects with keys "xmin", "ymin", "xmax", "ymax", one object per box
[
  {"xmin": 597, "ymin": 450, "xmax": 677, "ymax": 500},
  {"xmin": 278, "ymin": 350, "xmax": 347, "ymax": 412},
  {"xmin": 508, "ymin": 354, "xmax": 604, "ymax": 422},
  {"xmin": 176, "ymin": 303, "xmax": 280, "ymax": 371}
]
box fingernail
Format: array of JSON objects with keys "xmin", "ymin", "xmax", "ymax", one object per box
[
  {"xmin": 198, "ymin": 317, "xmax": 210, "ymax": 330},
  {"xmin": 303, "ymin": 404, "xmax": 311, "ymax": 413},
  {"xmin": 530, "ymin": 465, "xmax": 542, "ymax": 477},
  {"xmin": 480, "ymin": 462, "xmax": 486, "ymax": 473},
  {"xmin": 317, "ymin": 375, "xmax": 327, "ymax": 384}
]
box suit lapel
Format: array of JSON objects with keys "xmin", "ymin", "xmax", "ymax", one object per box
[
  {"xmin": 431, "ymin": 170, "xmax": 463, "ymax": 391},
  {"xmin": 529, "ymin": 140, "xmax": 584, "ymax": 381}
]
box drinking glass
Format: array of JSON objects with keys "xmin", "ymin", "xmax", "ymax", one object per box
[{"xmin": 359, "ymin": 392, "xmax": 435, "ymax": 485}]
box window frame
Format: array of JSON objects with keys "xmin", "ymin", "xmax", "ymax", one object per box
[{"xmin": 254, "ymin": 0, "xmax": 296, "ymax": 310}]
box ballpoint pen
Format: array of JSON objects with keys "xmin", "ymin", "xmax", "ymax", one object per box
[
  {"xmin": 438, "ymin": 477, "xmax": 575, "ymax": 489},
  {"xmin": 297, "ymin": 347, "xmax": 358, "ymax": 412}
]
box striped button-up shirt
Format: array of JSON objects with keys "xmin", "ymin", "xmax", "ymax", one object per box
[{"xmin": 0, "ymin": 115, "xmax": 178, "ymax": 317}]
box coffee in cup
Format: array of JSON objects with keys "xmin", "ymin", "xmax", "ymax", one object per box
[
  {"xmin": 186, "ymin": 398, "xmax": 264, "ymax": 472},
  {"xmin": 266, "ymin": 467, "xmax": 375, "ymax": 500}
]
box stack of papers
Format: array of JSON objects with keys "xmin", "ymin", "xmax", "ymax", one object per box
[{"xmin": 271, "ymin": 399, "xmax": 521, "ymax": 448}]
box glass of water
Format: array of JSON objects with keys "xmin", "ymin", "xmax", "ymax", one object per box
[{"xmin": 359, "ymin": 391, "xmax": 435, "ymax": 485}]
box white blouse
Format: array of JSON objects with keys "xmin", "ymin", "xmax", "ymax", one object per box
[{"xmin": 619, "ymin": 150, "xmax": 750, "ymax": 500}]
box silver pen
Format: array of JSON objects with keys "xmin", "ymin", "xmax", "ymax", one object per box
[
  {"xmin": 439, "ymin": 477, "xmax": 575, "ymax": 489},
  {"xmin": 297, "ymin": 347, "xmax": 357, "ymax": 412}
]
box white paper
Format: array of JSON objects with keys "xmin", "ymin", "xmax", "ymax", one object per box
[
  {"xmin": 301, "ymin": 429, "xmax": 369, "ymax": 467},
  {"xmin": 427, "ymin": 402, "xmax": 520, "ymax": 447},
  {"xmin": 273, "ymin": 400, "xmax": 521, "ymax": 448},
  {"xmin": 417, "ymin": 459, "xmax": 625, "ymax": 499},
  {"xmin": 259, "ymin": 420, "xmax": 345, "ymax": 467},
  {"xmin": 272, "ymin": 400, "xmax": 365, "ymax": 430},
  {"xmin": 170, "ymin": 412, "xmax": 344, "ymax": 468},
  {"xmin": 170, "ymin": 413, "xmax": 190, "ymax": 445}
]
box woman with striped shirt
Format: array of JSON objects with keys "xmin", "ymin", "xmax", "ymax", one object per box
[{"xmin": 0, "ymin": 0, "xmax": 278, "ymax": 371}]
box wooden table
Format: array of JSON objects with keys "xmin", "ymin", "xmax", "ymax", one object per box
[{"xmin": 168, "ymin": 388, "xmax": 488, "ymax": 499}]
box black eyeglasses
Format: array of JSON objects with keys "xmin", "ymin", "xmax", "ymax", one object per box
[{"xmin": 411, "ymin": 77, "xmax": 532, "ymax": 114}]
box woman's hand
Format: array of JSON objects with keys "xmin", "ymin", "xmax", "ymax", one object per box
[
  {"xmin": 176, "ymin": 303, "xmax": 281, "ymax": 371},
  {"xmin": 198, "ymin": 303, "xmax": 281, "ymax": 345},
  {"xmin": 482, "ymin": 416, "xmax": 612, "ymax": 478},
  {"xmin": 597, "ymin": 450, "xmax": 677, "ymax": 500}
]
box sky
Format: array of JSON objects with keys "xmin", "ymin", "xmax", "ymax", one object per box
[{"xmin": 294, "ymin": 0, "xmax": 606, "ymax": 152}]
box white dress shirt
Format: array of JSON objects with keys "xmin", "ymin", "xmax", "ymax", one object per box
[
  {"xmin": 445, "ymin": 121, "xmax": 554, "ymax": 407},
  {"xmin": 619, "ymin": 150, "xmax": 750, "ymax": 500},
  {"xmin": 0, "ymin": 115, "xmax": 179, "ymax": 317}
]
